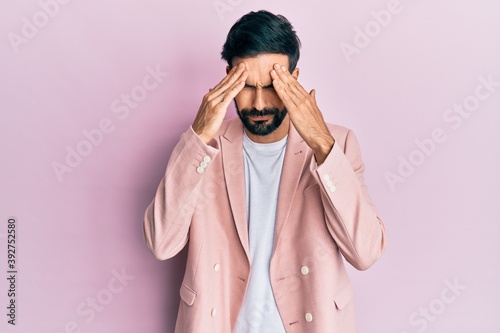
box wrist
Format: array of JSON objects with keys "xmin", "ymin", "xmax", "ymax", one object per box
[
  {"xmin": 313, "ymin": 136, "xmax": 334, "ymax": 165},
  {"xmin": 191, "ymin": 126, "xmax": 211, "ymax": 145}
]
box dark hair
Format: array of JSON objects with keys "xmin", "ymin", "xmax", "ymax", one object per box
[{"xmin": 221, "ymin": 10, "xmax": 301, "ymax": 72}]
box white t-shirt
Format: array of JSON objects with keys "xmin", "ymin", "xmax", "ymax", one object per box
[{"xmin": 234, "ymin": 131, "xmax": 288, "ymax": 333}]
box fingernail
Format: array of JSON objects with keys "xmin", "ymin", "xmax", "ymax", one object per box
[
  {"xmin": 281, "ymin": 65, "xmax": 287, "ymax": 72},
  {"xmin": 274, "ymin": 64, "xmax": 280, "ymax": 69},
  {"xmin": 271, "ymin": 70, "xmax": 277, "ymax": 76}
]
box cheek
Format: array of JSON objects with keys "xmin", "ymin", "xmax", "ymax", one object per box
[
  {"xmin": 234, "ymin": 91, "xmax": 252, "ymax": 108},
  {"xmin": 264, "ymin": 90, "xmax": 283, "ymax": 106}
]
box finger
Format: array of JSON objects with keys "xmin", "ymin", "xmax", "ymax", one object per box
[
  {"xmin": 209, "ymin": 70, "xmax": 246, "ymax": 102},
  {"xmin": 211, "ymin": 64, "xmax": 240, "ymax": 91},
  {"xmin": 271, "ymin": 72, "xmax": 305, "ymax": 108},
  {"xmin": 273, "ymin": 64, "xmax": 309, "ymax": 99},
  {"xmin": 209, "ymin": 64, "xmax": 246, "ymax": 100},
  {"xmin": 310, "ymin": 89, "xmax": 316, "ymax": 99},
  {"xmin": 217, "ymin": 72, "xmax": 247, "ymax": 108},
  {"xmin": 270, "ymin": 70, "xmax": 308, "ymax": 108},
  {"xmin": 272, "ymin": 77, "xmax": 294, "ymax": 108}
]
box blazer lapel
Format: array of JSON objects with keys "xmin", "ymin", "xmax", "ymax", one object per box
[
  {"xmin": 220, "ymin": 119, "xmax": 250, "ymax": 259},
  {"xmin": 219, "ymin": 119, "xmax": 308, "ymax": 259},
  {"xmin": 273, "ymin": 123, "xmax": 308, "ymax": 251}
]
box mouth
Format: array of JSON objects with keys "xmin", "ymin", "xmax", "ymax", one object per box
[{"xmin": 248, "ymin": 115, "xmax": 272, "ymax": 122}]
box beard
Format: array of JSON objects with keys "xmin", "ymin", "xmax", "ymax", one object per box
[{"xmin": 235, "ymin": 102, "xmax": 288, "ymax": 136}]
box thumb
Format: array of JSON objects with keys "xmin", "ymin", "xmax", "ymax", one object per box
[{"xmin": 310, "ymin": 89, "xmax": 316, "ymax": 99}]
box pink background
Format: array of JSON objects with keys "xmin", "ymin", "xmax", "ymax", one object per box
[{"xmin": 1, "ymin": 0, "xmax": 499, "ymax": 332}]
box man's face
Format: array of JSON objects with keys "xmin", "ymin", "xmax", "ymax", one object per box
[{"xmin": 230, "ymin": 54, "xmax": 299, "ymax": 136}]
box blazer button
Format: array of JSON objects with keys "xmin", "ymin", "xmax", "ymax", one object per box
[
  {"xmin": 213, "ymin": 263, "xmax": 221, "ymax": 272},
  {"xmin": 211, "ymin": 308, "xmax": 217, "ymax": 317},
  {"xmin": 196, "ymin": 166, "xmax": 204, "ymax": 174},
  {"xmin": 203, "ymin": 155, "xmax": 211, "ymax": 163},
  {"xmin": 300, "ymin": 265, "xmax": 309, "ymax": 276},
  {"xmin": 305, "ymin": 312, "xmax": 313, "ymax": 322}
]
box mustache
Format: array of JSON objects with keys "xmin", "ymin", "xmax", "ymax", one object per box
[{"xmin": 239, "ymin": 107, "xmax": 280, "ymax": 117}]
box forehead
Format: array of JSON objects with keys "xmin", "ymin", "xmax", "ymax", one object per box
[{"xmin": 233, "ymin": 54, "xmax": 289, "ymax": 86}]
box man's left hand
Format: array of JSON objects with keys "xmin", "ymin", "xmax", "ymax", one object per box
[{"xmin": 271, "ymin": 64, "xmax": 334, "ymax": 165}]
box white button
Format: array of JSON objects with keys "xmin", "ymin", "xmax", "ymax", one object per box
[
  {"xmin": 323, "ymin": 174, "xmax": 330, "ymax": 181},
  {"xmin": 213, "ymin": 263, "xmax": 221, "ymax": 272},
  {"xmin": 326, "ymin": 180, "xmax": 333, "ymax": 187},
  {"xmin": 200, "ymin": 161, "xmax": 208, "ymax": 168},
  {"xmin": 196, "ymin": 167, "xmax": 204, "ymax": 174},
  {"xmin": 300, "ymin": 266, "xmax": 309, "ymax": 275},
  {"xmin": 211, "ymin": 308, "xmax": 217, "ymax": 317},
  {"xmin": 203, "ymin": 156, "xmax": 211, "ymax": 163},
  {"xmin": 329, "ymin": 185, "xmax": 336, "ymax": 193},
  {"xmin": 305, "ymin": 312, "xmax": 313, "ymax": 322}
]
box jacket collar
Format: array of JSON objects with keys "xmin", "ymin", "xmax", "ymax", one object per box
[{"xmin": 220, "ymin": 118, "xmax": 308, "ymax": 260}]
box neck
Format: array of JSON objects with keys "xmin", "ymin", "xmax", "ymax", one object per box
[{"xmin": 244, "ymin": 116, "xmax": 290, "ymax": 143}]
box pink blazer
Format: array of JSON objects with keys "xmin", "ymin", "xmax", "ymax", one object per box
[{"xmin": 144, "ymin": 118, "xmax": 386, "ymax": 332}]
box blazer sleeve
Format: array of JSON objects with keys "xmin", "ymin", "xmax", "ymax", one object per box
[
  {"xmin": 143, "ymin": 126, "xmax": 219, "ymax": 260},
  {"xmin": 313, "ymin": 128, "xmax": 386, "ymax": 270}
]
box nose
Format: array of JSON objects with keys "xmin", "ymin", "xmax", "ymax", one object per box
[{"xmin": 251, "ymin": 87, "xmax": 266, "ymax": 111}]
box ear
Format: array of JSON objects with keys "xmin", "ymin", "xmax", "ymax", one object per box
[
  {"xmin": 226, "ymin": 65, "xmax": 231, "ymax": 75},
  {"xmin": 292, "ymin": 67, "xmax": 300, "ymax": 80}
]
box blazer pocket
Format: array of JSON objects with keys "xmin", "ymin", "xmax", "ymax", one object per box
[
  {"xmin": 180, "ymin": 283, "xmax": 197, "ymax": 306},
  {"xmin": 333, "ymin": 283, "xmax": 354, "ymax": 310},
  {"xmin": 303, "ymin": 183, "xmax": 320, "ymax": 196}
]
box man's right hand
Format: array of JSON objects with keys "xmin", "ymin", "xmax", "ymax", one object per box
[{"xmin": 192, "ymin": 63, "xmax": 247, "ymax": 144}]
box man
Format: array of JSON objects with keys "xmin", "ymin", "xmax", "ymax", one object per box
[{"xmin": 144, "ymin": 10, "xmax": 386, "ymax": 333}]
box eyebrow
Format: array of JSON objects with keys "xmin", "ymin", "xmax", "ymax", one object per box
[{"xmin": 244, "ymin": 83, "xmax": 274, "ymax": 89}]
